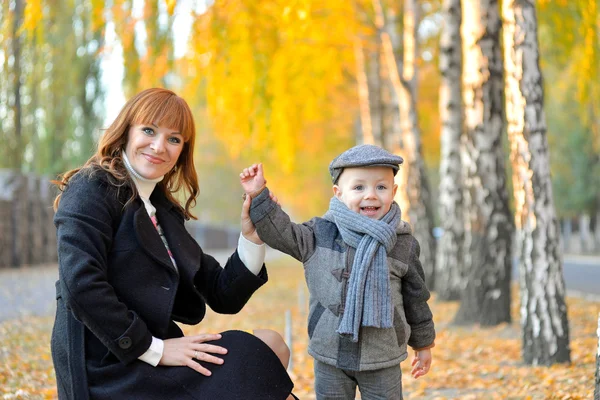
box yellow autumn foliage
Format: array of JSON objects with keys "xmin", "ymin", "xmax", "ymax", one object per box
[
  {"xmin": 21, "ymin": 0, "xmax": 43, "ymax": 35},
  {"xmin": 181, "ymin": 0, "xmax": 362, "ymax": 218}
]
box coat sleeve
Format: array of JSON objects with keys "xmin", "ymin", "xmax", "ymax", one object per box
[
  {"xmin": 249, "ymin": 188, "xmax": 318, "ymax": 263},
  {"xmin": 54, "ymin": 173, "xmax": 153, "ymax": 365},
  {"xmin": 401, "ymin": 237, "xmax": 436, "ymax": 350},
  {"xmin": 192, "ymin": 248, "xmax": 268, "ymax": 315}
]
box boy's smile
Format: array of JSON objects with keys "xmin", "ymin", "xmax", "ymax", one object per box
[{"xmin": 333, "ymin": 166, "xmax": 398, "ymax": 220}]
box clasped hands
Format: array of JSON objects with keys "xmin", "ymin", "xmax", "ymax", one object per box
[{"xmin": 239, "ymin": 163, "xmax": 278, "ymax": 245}]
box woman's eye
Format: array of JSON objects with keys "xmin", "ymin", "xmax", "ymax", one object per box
[
  {"xmin": 168, "ymin": 137, "xmax": 182, "ymax": 144},
  {"xmin": 142, "ymin": 127, "xmax": 154, "ymax": 135}
]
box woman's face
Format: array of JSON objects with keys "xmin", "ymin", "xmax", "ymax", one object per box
[{"xmin": 125, "ymin": 123, "xmax": 184, "ymax": 180}]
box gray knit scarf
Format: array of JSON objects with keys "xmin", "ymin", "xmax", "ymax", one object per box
[{"xmin": 324, "ymin": 197, "xmax": 401, "ymax": 342}]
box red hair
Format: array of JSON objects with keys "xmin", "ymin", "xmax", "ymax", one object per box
[{"xmin": 54, "ymin": 88, "xmax": 199, "ymax": 219}]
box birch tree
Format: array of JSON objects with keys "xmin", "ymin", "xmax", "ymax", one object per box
[
  {"xmin": 503, "ymin": 0, "xmax": 570, "ymax": 364},
  {"xmin": 367, "ymin": 35, "xmax": 385, "ymax": 147},
  {"xmin": 354, "ymin": 38, "xmax": 374, "ymax": 145},
  {"xmin": 11, "ymin": 0, "xmax": 24, "ymax": 169},
  {"xmin": 0, "ymin": 0, "xmax": 25, "ymax": 169},
  {"xmin": 595, "ymin": 313, "xmax": 600, "ymax": 399},
  {"xmin": 436, "ymin": 0, "xmax": 463, "ymax": 301},
  {"xmin": 454, "ymin": 0, "xmax": 513, "ymax": 326},
  {"xmin": 374, "ymin": 0, "xmax": 437, "ymax": 287}
]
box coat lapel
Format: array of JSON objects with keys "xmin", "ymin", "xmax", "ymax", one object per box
[
  {"xmin": 150, "ymin": 189, "xmax": 201, "ymax": 282},
  {"xmin": 155, "ymin": 206, "xmax": 201, "ymax": 283},
  {"xmin": 133, "ymin": 204, "xmax": 176, "ymax": 272}
]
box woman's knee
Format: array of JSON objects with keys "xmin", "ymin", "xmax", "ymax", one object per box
[{"xmin": 253, "ymin": 329, "xmax": 290, "ymax": 368}]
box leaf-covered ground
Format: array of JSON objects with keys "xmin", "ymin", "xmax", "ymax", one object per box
[{"xmin": 0, "ymin": 258, "xmax": 598, "ymax": 399}]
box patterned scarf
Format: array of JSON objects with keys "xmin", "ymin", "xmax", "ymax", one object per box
[{"xmin": 324, "ymin": 197, "xmax": 400, "ymax": 342}]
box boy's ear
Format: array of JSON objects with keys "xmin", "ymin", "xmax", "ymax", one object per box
[
  {"xmin": 392, "ymin": 183, "xmax": 398, "ymax": 197},
  {"xmin": 333, "ymin": 185, "xmax": 343, "ymax": 199}
]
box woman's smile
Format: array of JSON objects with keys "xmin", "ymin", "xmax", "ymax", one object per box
[
  {"xmin": 142, "ymin": 153, "xmax": 166, "ymax": 164},
  {"xmin": 125, "ymin": 124, "xmax": 183, "ymax": 179}
]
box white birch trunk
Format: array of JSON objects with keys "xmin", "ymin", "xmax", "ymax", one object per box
[
  {"xmin": 580, "ymin": 214, "xmax": 593, "ymax": 253},
  {"xmin": 503, "ymin": 0, "xmax": 571, "ymax": 364},
  {"xmin": 375, "ymin": 1, "xmax": 410, "ymax": 214},
  {"xmin": 373, "ymin": 0, "xmax": 436, "ymax": 288},
  {"xmin": 454, "ymin": 0, "xmax": 513, "ymax": 326},
  {"xmin": 401, "ymin": 0, "xmax": 436, "ymax": 289},
  {"xmin": 368, "ymin": 37, "xmax": 384, "ymax": 147},
  {"xmin": 595, "ymin": 313, "xmax": 600, "ymax": 399},
  {"xmin": 355, "ymin": 39, "xmax": 374, "ymax": 145},
  {"xmin": 436, "ymin": 0, "xmax": 464, "ymax": 301},
  {"xmin": 596, "ymin": 212, "xmax": 600, "ymax": 252}
]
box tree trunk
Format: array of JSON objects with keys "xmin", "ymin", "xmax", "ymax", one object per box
[
  {"xmin": 355, "ymin": 39, "xmax": 374, "ymax": 145},
  {"xmin": 400, "ymin": 0, "xmax": 436, "ymax": 290},
  {"xmin": 596, "ymin": 313, "xmax": 600, "ymax": 399},
  {"xmin": 503, "ymin": 0, "xmax": 571, "ymax": 364},
  {"xmin": 368, "ymin": 36, "xmax": 385, "ymax": 147},
  {"xmin": 454, "ymin": 0, "xmax": 513, "ymax": 326},
  {"xmin": 580, "ymin": 214, "xmax": 593, "ymax": 253},
  {"xmin": 373, "ymin": 0, "xmax": 437, "ymax": 288},
  {"xmin": 436, "ymin": 0, "xmax": 464, "ymax": 301},
  {"xmin": 596, "ymin": 212, "xmax": 600, "ymax": 252},
  {"xmin": 11, "ymin": 0, "xmax": 24, "ymax": 169}
]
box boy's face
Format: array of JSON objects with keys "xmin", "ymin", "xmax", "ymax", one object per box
[{"xmin": 333, "ymin": 166, "xmax": 398, "ymax": 220}]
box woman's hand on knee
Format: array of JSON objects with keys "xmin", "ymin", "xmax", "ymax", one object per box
[{"xmin": 159, "ymin": 334, "xmax": 228, "ymax": 376}]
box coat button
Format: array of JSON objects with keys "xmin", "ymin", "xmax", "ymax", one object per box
[{"xmin": 118, "ymin": 337, "xmax": 132, "ymax": 349}]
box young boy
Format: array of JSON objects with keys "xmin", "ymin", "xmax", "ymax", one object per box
[{"xmin": 240, "ymin": 144, "xmax": 435, "ymax": 400}]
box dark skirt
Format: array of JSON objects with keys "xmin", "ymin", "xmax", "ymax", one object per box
[
  {"xmin": 52, "ymin": 285, "xmax": 296, "ymax": 400},
  {"xmin": 52, "ymin": 326, "xmax": 294, "ymax": 400},
  {"xmin": 83, "ymin": 330, "xmax": 294, "ymax": 400}
]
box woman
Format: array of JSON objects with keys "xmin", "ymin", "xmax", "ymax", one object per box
[{"xmin": 51, "ymin": 88, "xmax": 297, "ymax": 399}]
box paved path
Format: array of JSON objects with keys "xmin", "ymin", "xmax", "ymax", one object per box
[
  {"xmin": 0, "ymin": 249, "xmax": 284, "ymax": 322},
  {"xmin": 0, "ymin": 263, "xmax": 58, "ymax": 321},
  {"xmin": 0, "ymin": 252, "xmax": 598, "ymax": 323}
]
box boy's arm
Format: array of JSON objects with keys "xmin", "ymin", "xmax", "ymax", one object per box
[
  {"xmin": 240, "ymin": 163, "xmax": 317, "ymax": 262},
  {"xmin": 402, "ymin": 237, "xmax": 436, "ymax": 350},
  {"xmin": 248, "ymin": 187, "xmax": 317, "ymax": 263}
]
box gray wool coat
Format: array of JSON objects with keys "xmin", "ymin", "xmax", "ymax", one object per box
[
  {"xmin": 51, "ymin": 170, "xmax": 295, "ymax": 400},
  {"xmin": 249, "ymin": 188, "xmax": 436, "ymax": 371}
]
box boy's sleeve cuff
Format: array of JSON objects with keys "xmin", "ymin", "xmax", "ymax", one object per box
[{"xmin": 412, "ymin": 342, "xmax": 435, "ymax": 351}]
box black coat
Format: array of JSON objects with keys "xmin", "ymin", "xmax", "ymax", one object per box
[{"xmin": 51, "ymin": 170, "xmax": 293, "ymax": 399}]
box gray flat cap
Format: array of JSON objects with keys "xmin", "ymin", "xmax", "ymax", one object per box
[{"xmin": 329, "ymin": 144, "xmax": 404, "ymax": 184}]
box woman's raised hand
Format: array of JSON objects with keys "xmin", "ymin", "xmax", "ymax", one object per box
[
  {"xmin": 241, "ymin": 194, "xmax": 262, "ymax": 244},
  {"xmin": 159, "ymin": 334, "xmax": 227, "ymax": 376}
]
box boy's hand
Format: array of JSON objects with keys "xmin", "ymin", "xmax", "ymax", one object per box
[
  {"xmin": 411, "ymin": 348, "xmax": 432, "ymax": 379},
  {"xmin": 240, "ymin": 163, "xmax": 267, "ymax": 195}
]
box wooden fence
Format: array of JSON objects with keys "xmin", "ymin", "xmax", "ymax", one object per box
[{"xmin": 0, "ymin": 170, "xmax": 58, "ymax": 268}]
